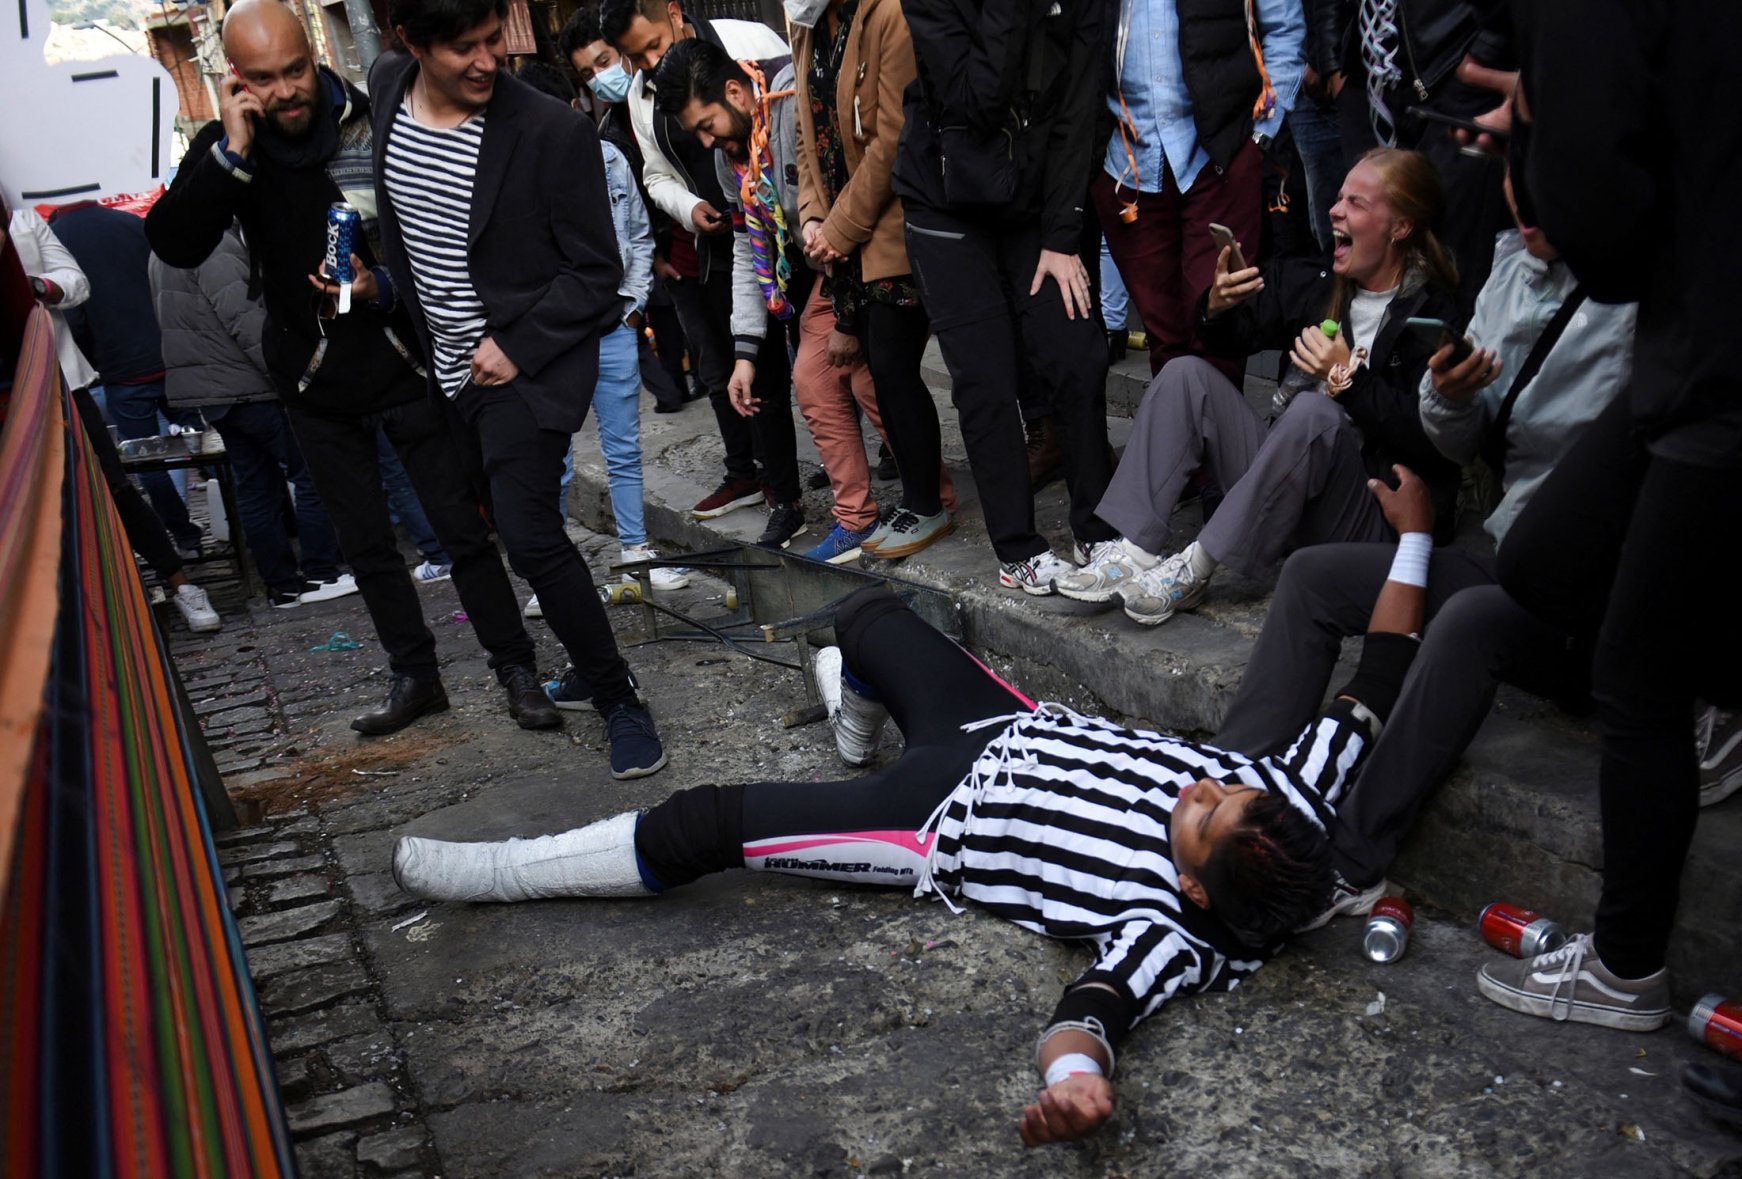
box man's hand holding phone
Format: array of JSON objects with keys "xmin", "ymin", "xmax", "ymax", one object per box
[
  {"xmin": 218, "ymin": 74, "xmax": 265, "ymax": 159},
  {"xmin": 1428, "ymin": 338, "xmax": 1502, "ymax": 403}
]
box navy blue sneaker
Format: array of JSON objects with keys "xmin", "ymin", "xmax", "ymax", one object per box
[
  {"xmin": 545, "ymin": 667, "xmax": 639, "ymax": 712},
  {"xmin": 802, "ymin": 521, "xmax": 877, "ymax": 565},
  {"xmin": 603, "ymin": 701, "xmax": 667, "ymax": 779}
]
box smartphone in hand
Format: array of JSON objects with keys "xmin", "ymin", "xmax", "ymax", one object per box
[
  {"xmin": 1404, "ymin": 316, "xmax": 1476, "ymax": 366},
  {"xmin": 1406, "ymin": 105, "xmax": 1510, "ymax": 142},
  {"xmin": 1209, "ymin": 223, "xmax": 1247, "ymax": 273}
]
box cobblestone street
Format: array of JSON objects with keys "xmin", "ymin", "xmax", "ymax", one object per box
[{"xmin": 162, "ymin": 522, "xmax": 1742, "ymax": 1179}]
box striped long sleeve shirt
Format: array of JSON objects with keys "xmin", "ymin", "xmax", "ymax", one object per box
[{"xmin": 924, "ymin": 703, "xmax": 1368, "ymax": 1046}]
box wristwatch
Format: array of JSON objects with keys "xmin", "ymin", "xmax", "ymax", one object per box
[
  {"xmin": 1252, "ymin": 131, "xmax": 1274, "ymax": 151},
  {"xmin": 29, "ymin": 276, "xmax": 49, "ymax": 299}
]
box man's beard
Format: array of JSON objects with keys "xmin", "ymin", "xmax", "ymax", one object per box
[
  {"xmin": 270, "ymin": 105, "xmax": 315, "ymax": 138},
  {"xmin": 718, "ymin": 108, "xmax": 754, "ymax": 163}
]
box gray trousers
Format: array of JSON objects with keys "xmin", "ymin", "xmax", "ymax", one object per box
[
  {"xmin": 1213, "ymin": 543, "xmax": 1569, "ymax": 886},
  {"xmin": 1095, "ymin": 357, "xmax": 1390, "ymax": 575}
]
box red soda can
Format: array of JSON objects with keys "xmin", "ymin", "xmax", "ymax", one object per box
[
  {"xmin": 1479, "ymin": 902, "xmax": 1568, "ymax": 959},
  {"xmin": 1363, "ymin": 896, "xmax": 1414, "ymax": 963},
  {"xmin": 1689, "ymin": 994, "xmax": 1742, "ymax": 1063}
]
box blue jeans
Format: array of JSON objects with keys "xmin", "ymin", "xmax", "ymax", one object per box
[
  {"xmin": 589, "ymin": 323, "xmax": 647, "ymax": 548},
  {"xmin": 1288, "ymin": 95, "xmax": 1345, "ymax": 252},
  {"xmin": 378, "ymin": 429, "xmax": 452, "ymax": 564},
  {"xmin": 210, "ymin": 400, "xmax": 343, "ymax": 593},
  {"xmin": 103, "ymin": 379, "xmax": 204, "ymax": 546},
  {"xmin": 1100, "ymin": 237, "xmax": 1131, "ymax": 333}
]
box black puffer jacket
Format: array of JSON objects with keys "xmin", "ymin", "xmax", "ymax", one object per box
[
  {"xmin": 1196, "ymin": 257, "xmax": 1464, "ymax": 539},
  {"xmin": 149, "ymin": 224, "xmax": 278, "ymax": 411}
]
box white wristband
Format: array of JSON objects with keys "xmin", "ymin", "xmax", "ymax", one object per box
[
  {"xmin": 1043, "ymin": 1053, "xmax": 1104, "ymax": 1088},
  {"xmin": 1387, "ymin": 532, "xmax": 1431, "ymax": 588}
]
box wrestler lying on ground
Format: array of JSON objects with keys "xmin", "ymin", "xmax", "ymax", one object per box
[{"xmin": 393, "ymin": 468, "xmax": 1438, "ymax": 1146}]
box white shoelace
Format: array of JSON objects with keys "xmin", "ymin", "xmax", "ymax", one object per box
[
  {"xmin": 1358, "ymin": 0, "xmax": 1403, "ymax": 146},
  {"xmin": 1532, "ymin": 933, "xmax": 1590, "ymax": 1021},
  {"xmin": 912, "ymin": 705, "xmax": 1091, "ymax": 911}
]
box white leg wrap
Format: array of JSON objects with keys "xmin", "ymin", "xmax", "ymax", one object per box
[{"xmin": 391, "ymin": 811, "xmax": 652, "ymax": 903}]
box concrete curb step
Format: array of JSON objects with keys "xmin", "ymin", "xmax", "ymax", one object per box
[{"xmin": 568, "ymin": 378, "xmax": 1742, "ymax": 1000}]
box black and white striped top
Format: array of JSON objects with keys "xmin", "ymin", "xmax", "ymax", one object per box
[
  {"xmin": 383, "ymin": 108, "xmax": 488, "ymax": 398},
  {"xmin": 924, "ymin": 705, "xmax": 1364, "ymax": 1041}
]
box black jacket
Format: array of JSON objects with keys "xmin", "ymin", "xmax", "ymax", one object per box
[
  {"xmin": 1317, "ymin": 0, "xmax": 1484, "ymax": 102},
  {"xmin": 1518, "ymin": 0, "xmax": 1740, "ymax": 467},
  {"xmin": 1196, "ymin": 258, "xmax": 1464, "ymax": 538},
  {"xmin": 145, "ymin": 71, "xmax": 428, "ymax": 416},
  {"xmin": 49, "ymin": 203, "xmax": 164, "ymax": 384},
  {"xmin": 894, "ymin": 0, "xmax": 1110, "ymax": 253},
  {"xmin": 1175, "ymin": 0, "xmax": 1266, "ymax": 170},
  {"xmin": 368, "ymin": 53, "xmax": 626, "ymax": 435}
]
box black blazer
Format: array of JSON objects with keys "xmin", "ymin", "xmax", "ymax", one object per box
[{"xmin": 368, "ymin": 51, "xmax": 627, "ymax": 433}]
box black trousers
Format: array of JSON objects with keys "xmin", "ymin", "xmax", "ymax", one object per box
[
  {"xmin": 1214, "ymin": 542, "xmax": 1571, "ymax": 886},
  {"xmin": 667, "ymin": 269, "xmax": 756, "ymax": 482},
  {"xmin": 862, "ymin": 300, "xmax": 943, "ymax": 516},
  {"xmin": 903, "ymin": 204, "xmax": 1116, "ymax": 561},
  {"xmin": 642, "ymin": 288, "xmax": 689, "ymax": 410},
  {"xmin": 72, "ymin": 385, "xmax": 183, "ymax": 582},
  {"xmin": 1498, "ymin": 397, "xmax": 1742, "ymax": 978},
  {"xmin": 634, "ymin": 585, "xmax": 1030, "ymax": 887},
  {"xmin": 287, "ymin": 389, "xmax": 535, "ymax": 681},
  {"xmin": 450, "ymin": 381, "xmax": 638, "ymax": 714},
  {"xmin": 745, "ymin": 260, "xmax": 812, "ymax": 506}
]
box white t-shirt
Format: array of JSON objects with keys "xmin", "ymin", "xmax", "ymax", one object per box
[{"xmin": 1347, "ymin": 285, "xmax": 1398, "ymax": 354}]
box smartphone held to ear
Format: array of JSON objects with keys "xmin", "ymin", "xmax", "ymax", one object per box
[
  {"xmin": 1209, "ymin": 223, "xmax": 1247, "ymax": 273},
  {"xmin": 1403, "ymin": 317, "xmax": 1475, "ymax": 366}
]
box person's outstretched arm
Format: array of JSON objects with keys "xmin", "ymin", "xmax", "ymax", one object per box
[{"xmin": 1267, "ymin": 466, "xmax": 1433, "ymax": 813}]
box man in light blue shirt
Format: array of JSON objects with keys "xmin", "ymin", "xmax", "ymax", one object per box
[{"xmin": 1091, "ymin": 0, "xmax": 1303, "ymax": 381}]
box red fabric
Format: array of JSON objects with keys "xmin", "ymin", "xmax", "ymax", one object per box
[{"xmin": 667, "ymin": 225, "xmax": 700, "ymax": 279}]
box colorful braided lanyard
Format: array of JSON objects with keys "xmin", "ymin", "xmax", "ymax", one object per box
[{"xmin": 736, "ymin": 61, "xmax": 798, "ymax": 321}]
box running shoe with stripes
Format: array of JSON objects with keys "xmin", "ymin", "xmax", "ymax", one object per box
[
  {"xmin": 998, "ymin": 548, "xmax": 1074, "ymax": 596},
  {"xmin": 1116, "ymin": 550, "xmax": 1209, "ymax": 625},
  {"xmin": 1054, "ymin": 539, "xmax": 1156, "ymax": 603}
]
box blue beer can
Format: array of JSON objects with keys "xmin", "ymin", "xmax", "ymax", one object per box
[{"xmin": 324, "ymin": 202, "xmax": 360, "ymax": 284}]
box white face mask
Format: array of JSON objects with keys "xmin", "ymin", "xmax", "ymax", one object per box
[{"xmin": 783, "ymin": 0, "xmax": 830, "ymax": 28}]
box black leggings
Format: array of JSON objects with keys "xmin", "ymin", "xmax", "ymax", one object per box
[
  {"xmin": 862, "ymin": 300, "xmax": 943, "ymax": 517},
  {"xmin": 1497, "ymin": 396, "xmax": 1742, "ymax": 977},
  {"xmin": 635, "ymin": 586, "xmax": 1035, "ymax": 889}
]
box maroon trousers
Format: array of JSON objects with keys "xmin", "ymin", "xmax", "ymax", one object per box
[{"xmin": 1092, "ymin": 142, "xmax": 1265, "ymax": 383}]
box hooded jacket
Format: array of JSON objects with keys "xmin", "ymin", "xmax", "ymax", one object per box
[{"xmin": 149, "ymin": 223, "xmax": 279, "ymax": 412}]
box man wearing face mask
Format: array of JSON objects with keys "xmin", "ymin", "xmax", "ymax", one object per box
[
  {"xmin": 599, "ymin": 0, "xmax": 801, "ymax": 542},
  {"xmin": 558, "ymin": 7, "xmax": 690, "ymax": 414}
]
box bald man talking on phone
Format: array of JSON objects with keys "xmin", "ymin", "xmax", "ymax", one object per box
[{"xmin": 145, "ymin": 0, "xmax": 559, "ymax": 738}]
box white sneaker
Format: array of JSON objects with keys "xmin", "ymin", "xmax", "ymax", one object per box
[
  {"xmin": 1295, "ymin": 874, "xmax": 1389, "ymax": 932},
  {"xmin": 1117, "ymin": 550, "xmax": 1210, "ymax": 625},
  {"xmin": 998, "ymin": 548, "xmax": 1074, "ymax": 596},
  {"xmin": 300, "ymin": 574, "xmax": 359, "ymax": 603},
  {"xmin": 812, "ymin": 646, "xmax": 889, "ymax": 767},
  {"xmin": 619, "ymin": 545, "xmax": 691, "ymax": 591},
  {"xmin": 173, "ymin": 583, "xmax": 221, "ymax": 633},
  {"xmin": 524, "ymin": 594, "xmax": 542, "ymax": 618},
  {"xmin": 1054, "ymin": 539, "xmax": 1157, "ymax": 603},
  {"xmin": 413, "ymin": 560, "xmax": 453, "ymax": 584}
]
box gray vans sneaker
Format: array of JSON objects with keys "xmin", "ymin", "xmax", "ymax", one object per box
[{"xmin": 1477, "ymin": 933, "xmax": 1672, "ymax": 1031}]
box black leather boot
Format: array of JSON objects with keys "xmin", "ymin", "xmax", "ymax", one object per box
[
  {"xmin": 352, "ymin": 674, "xmax": 449, "ymax": 736},
  {"xmin": 502, "ymin": 664, "xmax": 562, "ymax": 730}
]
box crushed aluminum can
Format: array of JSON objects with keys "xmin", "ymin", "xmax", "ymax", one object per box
[
  {"xmin": 1479, "ymin": 902, "xmax": 1568, "ymax": 959},
  {"xmin": 1363, "ymin": 896, "xmax": 1414, "ymax": 964}
]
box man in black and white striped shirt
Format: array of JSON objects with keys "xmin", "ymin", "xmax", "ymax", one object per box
[
  {"xmin": 393, "ymin": 468, "xmax": 1439, "ymax": 1145},
  {"xmin": 370, "ymin": 0, "xmax": 667, "ymax": 779}
]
